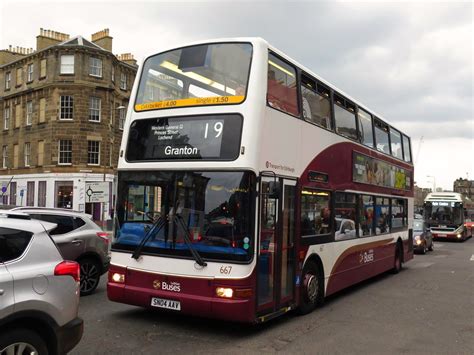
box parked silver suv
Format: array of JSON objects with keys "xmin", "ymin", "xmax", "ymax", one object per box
[
  {"xmin": 0, "ymin": 212, "xmax": 83, "ymax": 354},
  {"xmin": 12, "ymin": 207, "xmax": 111, "ymax": 296}
]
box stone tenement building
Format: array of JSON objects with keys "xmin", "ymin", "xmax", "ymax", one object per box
[
  {"xmin": 453, "ymin": 178, "xmax": 474, "ymax": 200},
  {"xmin": 0, "ymin": 28, "xmax": 137, "ymax": 221}
]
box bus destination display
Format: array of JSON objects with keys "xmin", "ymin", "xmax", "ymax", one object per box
[{"xmin": 126, "ymin": 114, "xmax": 243, "ymax": 161}]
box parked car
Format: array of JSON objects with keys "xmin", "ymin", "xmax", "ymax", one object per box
[
  {"xmin": 414, "ymin": 213, "xmax": 423, "ymax": 219},
  {"xmin": 0, "ymin": 211, "xmax": 83, "ymax": 354},
  {"xmin": 335, "ymin": 218, "xmax": 362, "ymax": 241},
  {"xmin": 12, "ymin": 207, "xmax": 111, "ymax": 296},
  {"xmin": 413, "ymin": 219, "xmax": 434, "ymax": 254}
]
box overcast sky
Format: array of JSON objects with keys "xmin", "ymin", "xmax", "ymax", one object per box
[{"xmin": 1, "ymin": 0, "xmax": 472, "ymax": 190}]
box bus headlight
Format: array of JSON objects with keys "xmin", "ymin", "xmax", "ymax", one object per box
[
  {"xmin": 457, "ymin": 233, "xmax": 462, "ymax": 239},
  {"xmin": 216, "ymin": 287, "xmax": 233, "ymax": 298},
  {"xmin": 111, "ymin": 273, "xmax": 125, "ymax": 283}
]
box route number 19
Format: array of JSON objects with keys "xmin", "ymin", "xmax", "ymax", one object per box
[{"xmin": 204, "ymin": 122, "xmax": 223, "ymax": 139}]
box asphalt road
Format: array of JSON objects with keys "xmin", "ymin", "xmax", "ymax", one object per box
[{"xmin": 72, "ymin": 238, "xmax": 474, "ymax": 354}]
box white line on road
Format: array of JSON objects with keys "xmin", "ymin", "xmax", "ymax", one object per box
[
  {"xmin": 436, "ymin": 243, "xmax": 444, "ymax": 248},
  {"xmin": 470, "ymin": 254, "xmax": 474, "ymax": 261},
  {"xmin": 411, "ymin": 262, "xmax": 435, "ymax": 269}
]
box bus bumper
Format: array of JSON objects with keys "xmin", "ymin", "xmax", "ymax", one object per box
[{"xmin": 107, "ymin": 266, "xmax": 256, "ymax": 323}]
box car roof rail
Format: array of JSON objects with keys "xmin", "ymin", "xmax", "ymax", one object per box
[{"xmin": 0, "ymin": 211, "xmax": 32, "ymax": 220}]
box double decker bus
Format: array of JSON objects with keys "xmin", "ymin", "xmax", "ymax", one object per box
[
  {"xmin": 423, "ymin": 192, "xmax": 472, "ymax": 241},
  {"xmin": 108, "ymin": 38, "xmax": 414, "ymax": 323}
]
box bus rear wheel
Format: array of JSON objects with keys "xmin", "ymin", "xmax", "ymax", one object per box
[
  {"xmin": 297, "ymin": 260, "xmax": 323, "ymax": 315},
  {"xmin": 391, "ymin": 243, "xmax": 403, "ymax": 274}
]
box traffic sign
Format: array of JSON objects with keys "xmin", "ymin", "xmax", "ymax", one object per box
[{"xmin": 85, "ymin": 182, "xmax": 109, "ymax": 203}]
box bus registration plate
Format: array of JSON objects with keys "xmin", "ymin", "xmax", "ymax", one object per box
[
  {"xmin": 151, "ymin": 297, "xmax": 181, "ymax": 311},
  {"xmin": 436, "ymin": 234, "xmax": 446, "ymax": 237}
]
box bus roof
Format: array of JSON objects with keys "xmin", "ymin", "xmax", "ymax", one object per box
[{"xmin": 141, "ymin": 36, "xmax": 410, "ymax": 140}]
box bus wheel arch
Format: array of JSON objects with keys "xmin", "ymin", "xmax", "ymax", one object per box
[{"xmin": 297, "ymin": 254, "xmax": 325, "ymax": 315}]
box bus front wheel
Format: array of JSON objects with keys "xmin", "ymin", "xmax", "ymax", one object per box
[{"xmin": 297, "ymin": 260, "xmax": 323, "ymax": 315}]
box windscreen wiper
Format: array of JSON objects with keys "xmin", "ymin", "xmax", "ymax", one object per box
[
  {"xmin": 174, "ymin": 213, "xmax": 207, "ymax": 267},
  {"xmin": 131, "ymin": 215, "xmax": 166, "ymax": 260}
]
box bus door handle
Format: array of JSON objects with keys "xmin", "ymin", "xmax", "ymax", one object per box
[{"xmin": 71, "ymin": 239, "xmax": 83, "ymax": 246}]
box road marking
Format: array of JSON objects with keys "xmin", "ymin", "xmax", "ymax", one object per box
[
  {"xmin": 436, "ymin": 243, "xmax": 443, "ymax": 248},
  {"xmin": 470, "ymin": 254, "xmax": 474, "ymax": 261},
  {"xmin": 434, "ymin": 255, "xmax": 447, "ymax": 258},
  {"xmin": 411, "ymin": 262, "xmax": 435, "ymax": 269}
]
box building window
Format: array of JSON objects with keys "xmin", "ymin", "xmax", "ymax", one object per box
[
  {"xmin": 26, "ymin": 101, "xmax": 33, "ymax": 126},
  {"xmin": 87, "ymin": 141, "xmax": 100, "ymax": 165},
  {"xmin": 5, "ymin": 72, "xmax": 11, "ymax": 89},
  {"xmin": 16, "ymin": 67, "xmax": 22, "ymax": 86},
  {"xmin": 13, "ymin": 144, "xmax": 19, "ymax": 169},
  {"xmin": 9, "ymin": 182, "xmax": 17, "ymax": 205},
  {"xmin": 40, "ymin": 59, "xmax": 47, "ymax": 78},
  {"xmin": 2, "ymin": 145, "xmax": 7, "ymax": 168},
  {"xmin": 15, "ymin": 104, "xmax": 22, "ymax": 128},
  {"xmin": 120, "ymin": 72, "xmax": 127, "ymax": 90},
  {"xmin": 60, "ymin": 55, "xmax": 74, "ymax": 74},
  {"xmin": 38, "ymin": 181, "xmax": 47, "ymax": 207},
  {"xmin": 89, "ymin": 97, "xmax": 101, "ymax": 122},
  {"xmin": 110, "ymin": 103, "xmax": 113, "ymax": 126},
  {"xmin": 111, "ymin": 66, "xmax": 115, "ymax": 82},
  {"xmin": 119, "ymin": 105, "xmax": 126, "ymax": 130},
  {"xmin": 58, "ymin": 140, "xmax": 72, "ymax": 165},
  {"xmin": 24, "ymin": 142, "xmax": 31, "ymax": 167},
  {"xmin": 37, "ymin": 140, "xmax": 44, "ymax": 166},
  {"xmin": 60, "ymin": 96, "xmax": 73, "ymax": 120},
  {"xmin": 89, "ymin": 57, "xmax": 103, "ymax": 77},
  {"xmin": 39, "ymin": 98, "xmax": 46, "ymax": 123},
  {"xmin": 27, "ymin": 63, "xmax": 34, "ymax": 82},
  {"xmin": 3, "ymin": 106, "xmax": 10, "ymax": 130},
  {"xmin": 109, "ymin": 143, "xmax": 113, "ymax": 166},
  {"xmin": 26, "ymin": 181, "xmax": 35, "ymax": 206}
]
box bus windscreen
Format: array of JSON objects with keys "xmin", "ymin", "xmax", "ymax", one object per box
[{"xmin": 135, "ymin": 43, "xmax": 252, "ymax": 111}]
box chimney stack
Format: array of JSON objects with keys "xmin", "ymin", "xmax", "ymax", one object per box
[
  {"xmin": 36, "ymin": 28, "xmax": 70, "ymax": 51},
  {"xmin": 117, "ymin": 53, "xmax": 137, "ymax": 67},
  {"xmin": 91, "ymin": 28, "xmax": 113, "ymax": 52}
]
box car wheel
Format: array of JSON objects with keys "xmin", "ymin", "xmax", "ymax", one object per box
[
  {"xmin": 0, "ymin": 328, "xmax": 48, "ymax": 355},
  {"xmin": 79, "ymin": 258, "xmax": 101, "ymax": 296},
  {"xmin": 391, "ymin": 243, "xmax": 403, "ymax": 274},
  {"xmin": 296, "ymin": 260, "xmax": 324, "ymax": 315}
]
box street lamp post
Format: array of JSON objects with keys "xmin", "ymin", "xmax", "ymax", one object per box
[{"xmin": 426, "ymin": 175, "xmax": 436, "ymax": 192}]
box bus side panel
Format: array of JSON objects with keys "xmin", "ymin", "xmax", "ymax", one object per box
[{"xmin": 325, "ymin": 238, "xmax": 394, "ymax": 296}]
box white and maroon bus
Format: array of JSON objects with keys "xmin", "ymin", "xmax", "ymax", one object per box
[
  {"xmin": 423, "ymin": 192, "xmax": 472, "ymax": 241},
  {"xmin": 107, "ymin": 38, "xmax": 414, "ymax": 323}
]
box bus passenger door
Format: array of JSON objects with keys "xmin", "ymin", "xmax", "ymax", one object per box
[{"xmin": 257, "ymin": 177, "xmax": 296, "ymax": 315}]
